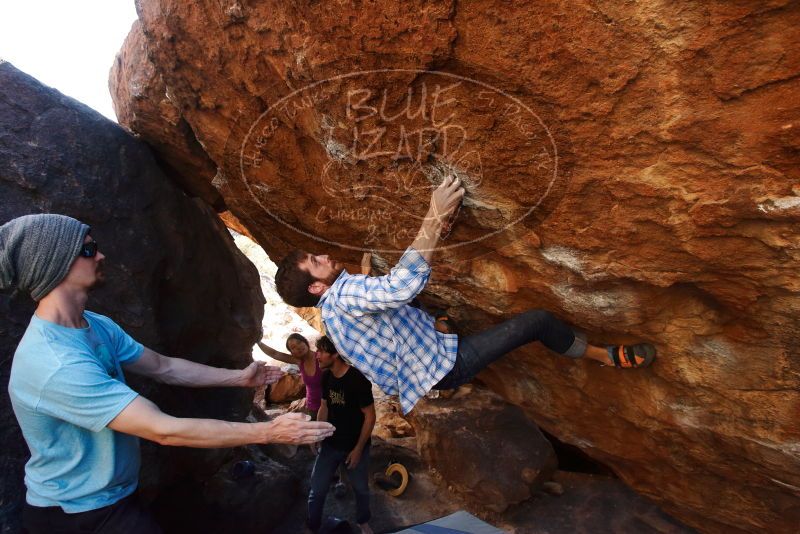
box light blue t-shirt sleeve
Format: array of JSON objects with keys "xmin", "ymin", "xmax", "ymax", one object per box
[
  {"xmin": 36, "ymin": 359, "xmax": 139, "ymax": 433},
  {"xmin": 91, "ymin": 313, "xmax": 144, "ymax": 365},
  {"xmin": 112, "ymin": 326, "xmax": 144, "ymax": 366}
]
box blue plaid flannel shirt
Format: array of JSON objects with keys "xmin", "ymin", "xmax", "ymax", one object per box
[{"xmin": 318, "ymin": 248, "xmax": 458, "ymax": 414}]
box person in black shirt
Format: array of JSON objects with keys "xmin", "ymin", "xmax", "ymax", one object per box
[{"xmin": 308, "ymin": 336, "xmax": 376, "ymax": 534}]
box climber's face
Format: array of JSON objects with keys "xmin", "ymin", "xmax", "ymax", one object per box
[{"xmin": 299, "ymin": 253, "xmax": 344, "ymax": 296}]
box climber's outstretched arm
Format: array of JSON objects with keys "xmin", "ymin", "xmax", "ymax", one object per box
[{"xmin": 408, "ymin": 174, "xmax": 464, "ymax": 264}]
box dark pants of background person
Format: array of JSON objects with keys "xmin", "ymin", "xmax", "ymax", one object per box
[
  {"xmin": 22, "ymin": 492, "xmax": 161, "ymax": 534},
  {"xmin": 307, "ymin": 441, "xmax": 371, "ymax": 531},
  {"xmin": 306, "ymin": 409, "xmax": 351, "ymax": 487},
  {"xmin": 433, "ymin": 309, "xmax": 587, "ymax": 390}
]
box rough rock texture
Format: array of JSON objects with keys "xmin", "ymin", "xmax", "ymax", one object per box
[
  {"xmin": 153, "ymin": 453, "xmax": 299, "ymax": 533},
  {"xmin": 406, "ymin": 386, "xmax": 558, "ymax": 513},
  {"xmin": 111, "ymin": 2, "xmax": 800, "ymax": 532},
  {"xmin": 266, "ymin": 367, "xmax": 305, "ymax": 404},
  {"xmin": 109, "ymin": 20, "xmax": 224, "ymax": 210},
  {"xmin": 373, "ymin": 389, "xmax": 416, "ymax": 441},
  {"xmin": 502, "ymin": 471, "xmax": 694, "ymax": 534},
  {"xmin": 253, "ymin": 366, "xmax": 305, "ymax": 407},
  {"xmin": 0, "ymin": 63, "xmax": 264, "ymax": 532}
]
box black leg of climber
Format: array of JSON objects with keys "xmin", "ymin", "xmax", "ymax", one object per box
[
  {"xmin": 275, "ymin": 175, "xmax": 657, "ymax": 414},
  {"xmin": 432, "ymin": 309, "xmax": 656, "ymax": 391}
]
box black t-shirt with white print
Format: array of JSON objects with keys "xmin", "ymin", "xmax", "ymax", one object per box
[{"xmin": 322, "ymin": 366, "xmax": 374, "ymax": 451}]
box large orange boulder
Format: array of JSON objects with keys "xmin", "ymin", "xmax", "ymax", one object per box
[
  {"xmin": 267, "ymin": 368, "xmax": 305, "ymax": 404},
  {"xmin": 110, "ymin": 2, "xmax": 800, "ymax": 532}
]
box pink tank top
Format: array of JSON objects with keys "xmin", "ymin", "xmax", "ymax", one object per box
[{"xmin": 300, "ymin": 358, "xmax": 322, "ymax": 411}]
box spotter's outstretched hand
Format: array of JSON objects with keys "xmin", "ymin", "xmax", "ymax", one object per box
[
  {"xmin": 265, "ymin": 412, "xmax": 335, "ymax": 445},
  {"xmin": 240, "ymin": 361, "xmax": 283, "ymax": 387}
]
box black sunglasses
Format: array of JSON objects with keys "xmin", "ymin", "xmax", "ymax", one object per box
[{"xmin": 78, "ymin": 241, "xmax": 99, "ymax": 258}]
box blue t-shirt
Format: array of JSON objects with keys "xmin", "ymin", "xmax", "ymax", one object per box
[{"xmin": 8, "ymin": 311, "xmax": 144, "ymax": 512}]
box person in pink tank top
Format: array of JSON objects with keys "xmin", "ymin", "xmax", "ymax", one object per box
[
  {"xmin": 258, "ymin": 333, "xmax": 322, "ymax": 418},
  {"xmin": 259, "ymin": 333, "xmax": 350, "ymax": 496}
]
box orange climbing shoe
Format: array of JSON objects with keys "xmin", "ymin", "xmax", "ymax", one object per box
[{"xmin": 606, "ymin": 343, "xmax": 656, "ymax": 368}]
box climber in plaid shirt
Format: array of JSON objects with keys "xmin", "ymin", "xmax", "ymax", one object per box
[
  {"xmin": 317, "ymin": 245, "xmax": 457, "ymax": 413},
  {"xmin": 276, "ymin": 175, "xmax": 656, "ymax": 414}
]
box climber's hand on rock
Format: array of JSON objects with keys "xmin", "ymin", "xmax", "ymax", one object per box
[
  {"xmin": 429, "ymin": 174, "xmax": 464, "ymax": 225},
  {"xmin": 361, "ymin": 252, "xmax": 373, "ymax": 275},
  {"xmin": 265, "ymin": 412, "xmax": 334, "ymax": 445},
  {"xmin": 412, "ymin": 174, "xmax": 465, "ymax": 262},
  {"xmin": 240, "ymin": 361, "xmax": 283, "ymax": 387}
]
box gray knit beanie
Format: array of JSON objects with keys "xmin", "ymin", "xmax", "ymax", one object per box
[{"xmin": 0, "ymin": 214, "xmax": 91, "ymax": 301}]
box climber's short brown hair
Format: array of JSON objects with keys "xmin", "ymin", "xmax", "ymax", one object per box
[
  {"xmin": 315, "ymin": 335, "xmax": 338, "ymax": 356},
  {"xmin": 275, "ymin": 250, "xmax": 320, "ymax": 307}
]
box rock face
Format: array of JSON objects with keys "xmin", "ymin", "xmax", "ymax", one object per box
[
  {"xmin": 108, "ymin": 20, "xmax": 224, "ymax": 210},
  {"xmin": 266, "ymin": 367, "xmax": 305, "ymax": 404},
  {"xmin": 111, "ymin": 2, "xmax": 800, "ymax": 532},
  {"xmin": 373, "ymin": 390, "xmax": 415, "ymax": 441},
  {"xmin": 406, "ymin": 386, "xmax": 558, "ymax": 513},
  {"xmin": 503, "ymin": 471, "xmax": 694, "ymax": 534},
  {"xmin": 0, "ymin": 63, "xmax": 264, "ymax": 531},
  {"xmin": 153, "ymin": 454, "xmax": 299, "ymax": 533}
]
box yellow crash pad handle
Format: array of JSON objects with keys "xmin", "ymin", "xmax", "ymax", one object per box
[{"xmin": 385, "ymin": 463, "xmax": 409, "ymax": 497}]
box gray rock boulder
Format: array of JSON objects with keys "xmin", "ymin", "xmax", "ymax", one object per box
[{"xmin": 0, "ymin": 62, "xmax": 264, "ymax": 532}]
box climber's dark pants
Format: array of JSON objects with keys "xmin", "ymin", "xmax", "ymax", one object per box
[
  {"xmin": 433, "ymin": 309, "xmax": 586, "ymax": 390},
  {"xmin": 22, "ymin": 492, "xmax": 161, "ymax": 534}
]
